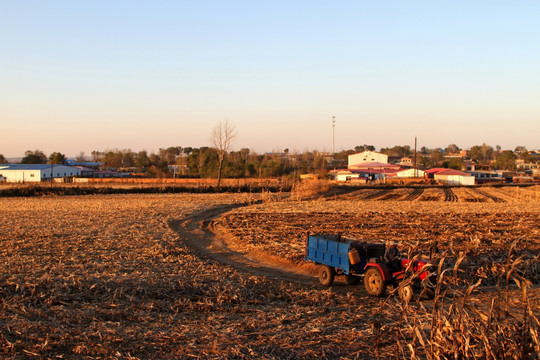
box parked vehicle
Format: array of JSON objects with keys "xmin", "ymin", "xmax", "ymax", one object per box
[{"xmin": 305, "ymin": 233, "xmax": 435, "ymax": 300}]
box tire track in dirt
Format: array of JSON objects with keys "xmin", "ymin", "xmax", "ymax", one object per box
[
  {"xmin": 364, "ymin": 189, "xmax": 390, "ymax": 200},
  {"xmin": 475, "ymin": 188, "xmax": 506, "ymax": 203},
  {"xmin": 443, "ymin": 187, "xmax": 458, "ymax": 202},
  {"xmin": 403, "ymin": 188, "xmax": 424, "ymax": 201},
  {"xmin": 168, "ymin": 203, "xmax": 319, "ymax": 286}
]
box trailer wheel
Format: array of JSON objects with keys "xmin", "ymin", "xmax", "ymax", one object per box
[
  {"xmin": 364, "ymin": 267, "xmax": 386, "ymax": 296},
  {"xmin": 318, "ymin": 265, "xmax": 335, "ymax": 287},
  {"xmin": 346, "ymin": 275, "xmax": 360, "ymax": 285}
]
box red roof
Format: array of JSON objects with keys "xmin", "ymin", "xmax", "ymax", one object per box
[
  {"xmin": 425, "ymin": 168, "xmax": 447, "ymax": 174},
  {"xmin": 433, "ymin": 169, "xmax": 469, "ymax": 176},
  {"xmin": 348, "ymin": 162, "xmax": 401, "ymax": 170}
]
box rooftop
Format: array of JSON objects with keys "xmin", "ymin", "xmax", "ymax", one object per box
[{"xmin": 0, "ymin": 164, "xmax": 74, "ymax": 170}]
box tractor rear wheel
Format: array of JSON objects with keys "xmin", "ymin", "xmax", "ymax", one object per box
[
  {"xmin": 318, "ymin": 265, "xmax": 335, "ymax": 287},
  {"xmin": 346, "ymin": 274, "xmax": 360, "ymax": 285},
  {"xmin": 364, "ymin": 267, "xmax": 386, "ymax": 296}
]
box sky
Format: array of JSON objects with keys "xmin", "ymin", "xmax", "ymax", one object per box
[{"xmin": 1, "ymin": 1, "xmax": 539, "ymax": 158}]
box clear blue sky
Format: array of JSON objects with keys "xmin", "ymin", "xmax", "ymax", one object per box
[{"xmin": 1, "ymin": 1, "xmax": 539, "ymax": 157}]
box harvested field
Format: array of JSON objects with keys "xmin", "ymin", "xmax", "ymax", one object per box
[
  {"xmin": 0, "ymin": 193, "xmax": 397, "ymax": 359},
  {"xmin": 1, "ymin": 185, "xmax": 539, "ymax": 358},
  {"xmin": 324, "ymin": 184, "xmax": 538, "ymax": 204},
  {"xmin": 217, "ymin": 186, "xmax": 540, "ymax": 285}
]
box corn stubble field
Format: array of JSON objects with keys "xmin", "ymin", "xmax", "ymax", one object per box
[{"xmin": 1, "ymin": 184, "xmax": 539, "ymax": 359}]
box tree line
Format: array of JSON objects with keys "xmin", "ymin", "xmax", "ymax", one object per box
[{"xmin": 0, "ymin": 143, "xmax": 536, "ymax": 179}]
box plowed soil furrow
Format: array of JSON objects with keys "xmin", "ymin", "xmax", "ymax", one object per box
[
  {"xmin": 475, "ymin": 188, "xmax": 506, "ymax": 203},
  {"xmin": 444, "ymin": 187, "xmax": 458, "ymax": 202},
  {"xmin": 364, "ymin": 189, "xmax": 390, "ymax": 200},
  {"xmin": 335, "ymin": 188, "xmax": 369, "ymax": 200},
  {"xmin": 403, "ymin": 188, "xmax": 424, "ymax": 201},
  {"xmin": 378, "ymin": 192, "xmax": 402, "ymax": 200}
]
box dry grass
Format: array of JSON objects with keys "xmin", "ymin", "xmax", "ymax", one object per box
[
  {"xmin": 291, "ymin": 180, "xmax": 332, "ymax": 201},
  {"xmin": 386, "ymin": 255, "xmax": 539, "ymax": 359}
]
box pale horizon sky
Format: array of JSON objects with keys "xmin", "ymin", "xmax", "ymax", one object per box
[{"xmin": 1, "ymin": 1, "xmax": 539, "ymax": 158}]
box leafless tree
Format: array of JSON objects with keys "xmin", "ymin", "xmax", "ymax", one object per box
[{"xmin": 211, "ymin": 119, "xmax": 236, "ymax": 187}]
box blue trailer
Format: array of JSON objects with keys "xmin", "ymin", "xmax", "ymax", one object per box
[
  {"xmin": 305, "ymin": 234, "xmax": 436, "ymax": 299},
  {"xmin": 305, "ymin": 234, "xmax": 387, "ymax": 291}
]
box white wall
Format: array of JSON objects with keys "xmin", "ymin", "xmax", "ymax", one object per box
[
  {"xmin": 396, "ymin": 169, "xmax": 425, "ymax": 178},
  {"xmin": 41, "ymin": 165, "xmax": 81, "ymax": 179},
  {"xmin": 348, "ymin": 151, "xmax": 388, "ymax": 166},
  {"xmin": 336, "ymin": 173, "xmax": 362, "ymax": 181},
  {"xmin": 0, "ymin": 169, "xmax": 42, "ymax": 182},
  {"xmin": 434, "ymin": 174, "xmax": 475, "ymax": 186},
  {"xmin": 460, "ymin": 176, "xmax": 475, "ymax": 186}
]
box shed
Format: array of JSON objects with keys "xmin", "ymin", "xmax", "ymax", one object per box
[
  {"xmin": 334, "ymin": 170, "xmax": 363, "ymax": 182},
  {"xmin": 431, "ymin": 169, "xmax": 475, "ymax": 185}
]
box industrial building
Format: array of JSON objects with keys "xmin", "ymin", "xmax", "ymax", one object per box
[
  {"xmin": 0, "ymin": 164, "xmax": 81, "ymax": 183},
  {"xmin": 348, "ymin": 151, "xmax": 388, "ymax": 167}
]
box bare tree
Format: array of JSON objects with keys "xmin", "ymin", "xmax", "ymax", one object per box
[{"xmin": 211, "ymin": 119, "xmax": 236, "ymax": 187}]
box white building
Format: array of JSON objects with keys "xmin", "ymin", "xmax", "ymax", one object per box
[
  {"xmin": 348, "ymin": 151, "xmax": 388, "ymax": 167},
  {"xmin": 333, "ymin": 170, "xmax": 364, "ymax": 182},
  {"xmin": 432, "ymin": 169, "xmax": 475, "ymax": 185},
  {"xmin": 467, "ymin": 170, "xmax": 503, "ymax": 184},
  {"xmin": 0, "ymin": 164, "xmax": 81, "ymax": 183},
  {"xmin": 394, "ymin": 168, "xmax": 425, "ymax": 178}
]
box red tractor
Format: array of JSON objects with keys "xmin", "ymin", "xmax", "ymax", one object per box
[{"xmin": 363, "ymin": 257, "xmax": 435, "ymax": 301}]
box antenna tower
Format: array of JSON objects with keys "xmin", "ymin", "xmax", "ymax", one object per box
[{"xmin": 332, "ymin": 116, "xmax": 336, "ymax": 154}]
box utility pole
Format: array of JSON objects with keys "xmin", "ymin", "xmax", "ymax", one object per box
[
  {"xmin": 332, "ymin": 116, "xmax": 336, "ymax": 155},
  {"xmin": 414, "ymin": 136, "xmax": 418, "ymax": 178}
]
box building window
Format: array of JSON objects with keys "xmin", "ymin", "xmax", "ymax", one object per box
[{"xmin": 30, "ymin": 174, "xmax": 34, "ymax": 177}]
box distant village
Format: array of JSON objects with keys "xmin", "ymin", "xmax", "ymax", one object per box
[{"xmin": 0, "ymin": 144, "xmax": 538, "ymax": 185}]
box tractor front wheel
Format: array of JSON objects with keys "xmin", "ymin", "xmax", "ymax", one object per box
[
  {"xmin": 318, "ymin": 265, "xmax": 335, "ymax": 287},
  {"xmin": 364, "ymin": 267, "xmax": 386, "ymax": 296},
  {"xmin": 398, "ymin": 284, "xmax": 414, "ymax": 303}
]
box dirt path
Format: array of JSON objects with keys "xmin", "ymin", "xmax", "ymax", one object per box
[{"xmin": 168, "ymin": 204, "xmax": 321, "ymax": 286}]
